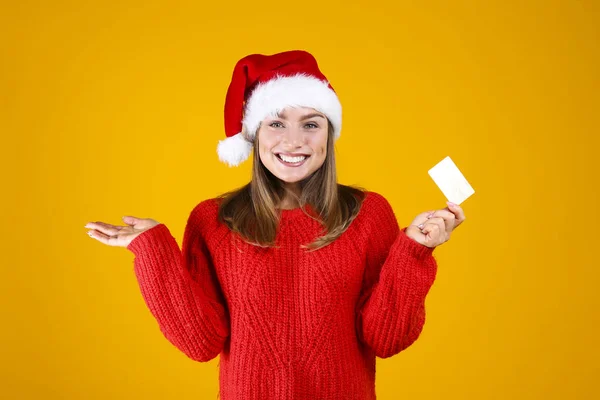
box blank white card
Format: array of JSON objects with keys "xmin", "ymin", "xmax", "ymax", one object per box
[{"xmin": 428, "ymin": 156, "xmax": 475, "ymax": 205}]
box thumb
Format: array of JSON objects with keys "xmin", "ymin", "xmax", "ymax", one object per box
[{"xmin": 122, "ymin": 215, "xmax": 137, "ymax": 225}]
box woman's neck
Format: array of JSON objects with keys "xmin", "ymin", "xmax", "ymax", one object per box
[{"xmin": 278, "ymin": 182, "xmax": 302, "ymax": 210}]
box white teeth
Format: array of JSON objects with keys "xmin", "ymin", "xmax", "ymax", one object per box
[{"xmin": 279, "ymin": 154, "xmax": 306, "ymax": 163}]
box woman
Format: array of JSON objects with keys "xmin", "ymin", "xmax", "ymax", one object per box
[{"xmin": 84, "ymin": 50, "xmax": 466, "ymax": 399}]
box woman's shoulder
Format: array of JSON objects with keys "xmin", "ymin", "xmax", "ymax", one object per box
[
  {"xmin": 360, "ymin": 190, "xmax": 395, "ymax": 216},
  {"xmin": 353, "ymin": 190, "xmax": 401, "ymax": 248},
  {"xmin": 186, "ymin": 197, "xmax": 225, "ymax": 232},
  {"xmin": 353, "ymin": 189, "xmax": 399, "ymax": 234},
  {"xmin": 191, "ymin": 197, "xmax": 222, "ymax": 215}
]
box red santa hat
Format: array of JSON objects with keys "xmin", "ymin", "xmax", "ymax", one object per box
[{"xmin": 217, "ymin": 50, "xmax": 342, "ymax": 166}]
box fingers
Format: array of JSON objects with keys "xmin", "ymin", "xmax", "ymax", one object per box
[
  {"xmin": 421, "ymin": 217, "xmax": 446, "ymax": 244},
  {"xmin": 446, "ymin": 202, "xmax": 466, "ymax": 225},
  {"xmin": 85, "ymin": 221, "xmax": 122, "ymax": 236},
  {"xmin": 412, "ymin": 210, "xmax": 436, "ymax": 228},
  {"xmin": 428, "ymin": 208, "xmax": 456, "ymax": 233},
  {"xmin": 421, "ymin": 217, "xmax": 448, "ymax": 247},
  {"xmin": 85, "ymin": 220, "xmax": 135, "ymax": 247},
  {"xmin": 88, "ymin": 228, "xmax": 118, "ymax": 246},
  {"xmin": 410, "ymin": 202, "xmax": 466, "ymax": 248}
]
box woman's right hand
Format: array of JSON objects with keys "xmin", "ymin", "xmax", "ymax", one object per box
[{"xmin": 85, "ymin": 216, "xmax": 160, "ymax": 248}]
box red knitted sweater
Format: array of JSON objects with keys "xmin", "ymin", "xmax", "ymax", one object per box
[{"xmin": 127, "ymin": 191, "xmax": 438, "ymax": 399}]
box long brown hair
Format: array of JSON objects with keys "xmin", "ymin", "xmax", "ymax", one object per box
[{"xmin": 217, "ymin": 119, "xmax": 366, "ymax": 251}]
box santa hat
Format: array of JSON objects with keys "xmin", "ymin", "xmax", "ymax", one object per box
[{"xmin": 217, "ymin": 50, "xmax": 342, "ymax": 167}]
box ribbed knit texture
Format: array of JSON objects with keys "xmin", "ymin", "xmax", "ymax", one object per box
[{"xmin": 127, "ymin": 191, "xmax": 438, "ymax": 399}]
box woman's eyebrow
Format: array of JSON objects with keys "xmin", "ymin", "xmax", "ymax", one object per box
[
  {"xmin": 300, "ymin": 113, "xmax": 326, "ymax": 120},
  {"xmin": 275, "ymin": 111, "xmax": 326, "ymax": 120}
]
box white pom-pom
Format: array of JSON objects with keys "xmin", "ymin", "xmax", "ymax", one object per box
[{"xmin": 216, "ymin": 132, "xmax": 253, "ymax": 167}]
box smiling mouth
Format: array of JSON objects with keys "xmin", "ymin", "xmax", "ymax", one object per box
[{"xmin": 275, "ymin": 153, "xmax": 310, "ymax": 166}]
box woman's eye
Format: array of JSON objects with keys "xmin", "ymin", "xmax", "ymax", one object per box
[{"xmin": 268, "ymin": 121, "xmax": 318, "ymax": 129}]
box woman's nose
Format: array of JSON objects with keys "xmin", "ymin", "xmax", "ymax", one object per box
[{"xmin": 282, "ymin": 126, "xmax": 304, "ymax": 146}]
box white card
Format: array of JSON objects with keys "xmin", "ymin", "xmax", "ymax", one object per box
[{"xmin": 428, "ymin": 156, "xmax": 475, "ymax": 205}]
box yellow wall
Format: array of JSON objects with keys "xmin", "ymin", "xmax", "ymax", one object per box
[{"xmin": 2, "ymin": 0, "xmax": 598, "ymax": 398}]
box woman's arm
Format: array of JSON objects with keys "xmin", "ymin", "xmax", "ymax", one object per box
[
  {"xmin": 127, "ymin": 200, "xmax": 230, "ymax": 362},
  {"xmin": 355, "ymin": 192, "xmax": 438, "ymax": 358}
]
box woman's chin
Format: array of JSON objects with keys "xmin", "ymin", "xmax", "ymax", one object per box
[{"xmin": 275, "ymin": 174, "xmax": 306, "ymax": 184}]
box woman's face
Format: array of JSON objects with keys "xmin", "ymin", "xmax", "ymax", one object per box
[{"xmin": 255, "ymin": 107, "xmax": 329, "ymax": 184}]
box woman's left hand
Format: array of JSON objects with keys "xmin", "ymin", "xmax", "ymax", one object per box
[{"xmin": 405, "ymin": 202, "xmax": 466, "ymax": 248}]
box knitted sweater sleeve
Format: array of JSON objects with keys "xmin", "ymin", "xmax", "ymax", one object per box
[
  {"xmin": 355, "ymin": 192, "xmax": 438, "ymax": 358},
  {"xmin": 126, "ymin": 200, "xmax": 230, "ymax": 362}
]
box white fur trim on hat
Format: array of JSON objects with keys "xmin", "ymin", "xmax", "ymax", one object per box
[
  {"xmin": 243, "ymin": 73, "xmax": 342, "ymax": 141},
  {"xmin": 217, "ymin": 132, "xmax": 253, "ymax": 167}
]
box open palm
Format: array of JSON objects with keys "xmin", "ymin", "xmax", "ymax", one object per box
[{"xmin": 85, "ymin": 216, "xmax": 160, "ymax": 248}]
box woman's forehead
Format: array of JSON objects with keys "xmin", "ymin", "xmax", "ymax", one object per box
[{"xmin": 271, "ymin": 107, "xmax": 326, "ymax": 119}]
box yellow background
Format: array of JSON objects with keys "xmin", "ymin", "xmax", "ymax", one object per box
[{"xmin": 2, "ymin": 0, "xmax": 598, "ymax": 398}]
